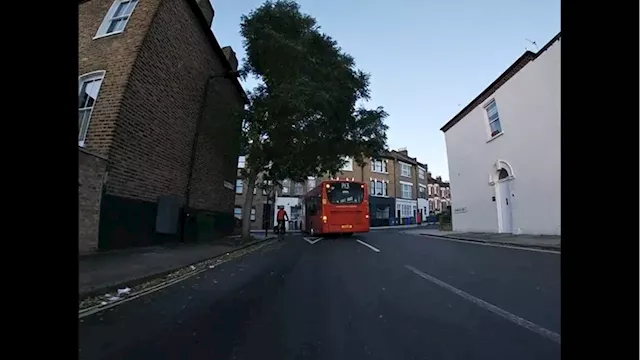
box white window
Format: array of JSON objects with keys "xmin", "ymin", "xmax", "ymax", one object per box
[
  {"xmin": 234, "ymin": 207, "xmax": 242, "ymax": 219},
  {"xmin": 281, "ymin": 179, "xmax": 290, "ymax": 194},
  {"xmin": 427, "ymin": 185, "xmax": 432, "ymax": 195},
  {"xmin": 262, "ymin": 180, "xmax": 273, "ymax": 195},
  {"xmin": 418, "ymin": 168, "xmax": 425, "ymax": 179},
  {"xmin": 369, "ymin": 180, "xmax": 388, "ymax": 196},
  {"xmin": 307, "ymin": 177, "xmax": 316, "ymax": 190},
  {"xmin": 235, "ymin": 179, "xmax": 243, "ymax": 194},
  {"xmin": 294, "ymin": 182, "xmax": 304, "ymax": 195},
  {"xmin": 485, "ymin": 99, "xmax": 503, "ymax": 137},
  {"xmin": 250, "ymin": 207, "xmax": 256, "ymax": 221},
  {"xmin": 418, "ymin": 186, "xmax": 426, "ymax": 198},
  {"xmin": 400, "ymin": 163, "xmax": 411, "ymax": 177},
  {"xmin": 341, "ymin": 157, "xmax": 353, "ymax": 171},
  {"xmin": 95, "ymin": 0, "xmax": 139, "ymax": 38},
  {"xmin": 399, "ymin": 204, "xmax": 413, "ymax": 218},
  {"xmin": 237, "ymin": 156, "xmax": 246, "ymax": 169},
  {"xmin": 371, "ymin": 160, "xmax": 387, "ymax": 173},
  {"xmin": 401, "ymin": 183, "xmax": 412, "ymax": 199},
  {"xmin": 78, "ymin": 71, "xmax": 106, "ymax": 147}
]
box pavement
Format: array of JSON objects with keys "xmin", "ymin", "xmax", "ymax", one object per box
[
  {"xmin": 78, "ymin": 229, "xmax": 560, "ymax": 360},
  {"xmin": 411, "ymin": 229, "xmax": 561, "ymax": 251},
  {"xmin": 79, "ymin": 233, "xmax": 275, "ymax": 299}
]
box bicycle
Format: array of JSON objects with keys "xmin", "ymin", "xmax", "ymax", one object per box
[{"xmin": 277, "ymin": 221, "xmax": 288, "ymax": 241}]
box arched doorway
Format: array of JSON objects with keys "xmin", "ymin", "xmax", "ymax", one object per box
[{"xmin": 490, "ymin": 161, "xmax": 514, "ymax": 233}]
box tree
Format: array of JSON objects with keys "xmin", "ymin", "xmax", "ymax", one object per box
[{"xmin": 238, "ymin": 0, "xmax": 389, "ymax": 238}]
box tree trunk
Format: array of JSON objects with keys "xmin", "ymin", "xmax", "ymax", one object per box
[{"xmin": 241, "ymin": 171, "xmax": 257, "ymax": 239}]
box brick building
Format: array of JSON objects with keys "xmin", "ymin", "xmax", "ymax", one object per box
[
  {"xmin": 427, "ymin": 173, "xmax": 451, "ymax": 214},
  {"xmin": 78, "ymin": 0, "xmax": 246, "ymax": 253},
  {"xmin": 233, "ymin": 149, "xmax": 436, "ymax": 231}
]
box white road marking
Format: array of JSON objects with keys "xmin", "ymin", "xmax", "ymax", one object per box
[
  {"xmin": 405, "ymin": 265, "xmax": 561, "ymax": 344},
  {"xmin": 416, "ymin": 234, "xmax": 560, "ymax": 254},
  {"xmin": 356, "ymin": 239, "xmax": 380, "ymax": 252},
  {"xmin": 303, "ymin": 237, "xmax": 323, "ymax": 244}
]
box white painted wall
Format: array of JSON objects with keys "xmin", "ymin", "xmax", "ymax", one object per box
[
  {"xmin": 444, "ymin": 38, "xmax": 561, "ymax": 235},
  {"xmin": 395, "ymin": 198, "xmax": 417, "ymax": 219},
  {"xmin": 273, "ymin": 196, "xmax": 302, "ymax": 230},
  {"xmin": 417, "ymin": 198, "xmax": 428, "ymax": 217}
]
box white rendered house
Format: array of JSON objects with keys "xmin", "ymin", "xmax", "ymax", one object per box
[{"xmin": 441, "ymin": 33, "xmax": 561, "ymax": 235}]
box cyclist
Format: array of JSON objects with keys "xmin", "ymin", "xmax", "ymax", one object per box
[{"xmin": 276, "ymin": 206, "xmax": 289, "ymax": 239}]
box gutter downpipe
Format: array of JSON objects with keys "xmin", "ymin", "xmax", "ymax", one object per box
[{"xmin": 181, "ymin": 71, "xmax": 238, "ymax": 242}]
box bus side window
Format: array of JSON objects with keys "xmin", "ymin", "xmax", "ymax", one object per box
[
  {"xmin": 309, "ymin": 195, "xmax": 321, "ymax": 216},
  {"xmin": 308, "ymin": 196, "xmax": 317, "ymax": 216}
]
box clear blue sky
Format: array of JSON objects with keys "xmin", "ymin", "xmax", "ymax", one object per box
[{"xmin": 210, "ymin": 0, "xmax": 560, "ymax": 181}]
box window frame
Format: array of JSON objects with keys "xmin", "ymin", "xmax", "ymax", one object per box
[
  {"xmin": 250, "ymin": 207, "xmax": 256, "ymax": 221},
  {"xmin": 94, "ymin": 0, "xmax": 140, "ymax": 39},
  {"xmin": 233, "ymin": 206, "xmax": 242, "ymax": 220},
  {"xmin": 78, "ymin": 70, "xmax": 106, "ymax": 147},
  {"xmin": 281, "ymin": 179, "xmax": 290, "ymax": 194},
  {"xmin": 235, "ymin": 179, "xmax": 243, "ymax": 194},
  {"xmin": 340, "ymin": 157, "xmax": 353, "ymax": 171},
  {"xmin": 237, "ymin": 156, "xmax": 246, "ymax": 169},
  {"xmin": 418, "ymin": 184, "xmax": 427, "ymax": 198},
  {"xmin": 484, "ymin": 99, "xmax": 503, "ymax": 138},
  {"xmin": 371, "ymin": 159, "xmax": 387, "ymax": 173},
  {"xmin": 307, "ymin": 177, "xmax": 316, "ymax": 190},
  {"xmin": 369, "ymin": 180, "xmax": 388, "ymax": 197},
  {"xmin": 401, "ymin": 183, "xmax": 412, "ymax": 199},
  {"xmin": 400, "ymin": 163, "xmax": 411, "ymax": 177}
]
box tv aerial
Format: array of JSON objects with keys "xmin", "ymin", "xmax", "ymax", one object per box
[{"xmin": 525, "ymin": 38, "xmax": 539, "ymax": 51}]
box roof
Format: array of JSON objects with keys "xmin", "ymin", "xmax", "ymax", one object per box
[
  {"xmin": 388, "ymin": 150, "xmax": 418, "ymax": 165},
  {"xmin": 185, "ymin": 0, "xmax": 248, "ymax": 104},
  {"xmin": 440, "ymin": 32, "xmax": 561, "ymax": 133}
]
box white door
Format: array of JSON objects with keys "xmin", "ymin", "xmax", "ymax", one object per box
[{"xmin": 496, "ymin": 180, "xmax": 513, "ymax": 233}]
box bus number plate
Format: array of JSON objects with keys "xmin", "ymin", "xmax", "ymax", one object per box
[{"xmin": 341, "ymin": 224, "xmax": 353, "ymax": 229}]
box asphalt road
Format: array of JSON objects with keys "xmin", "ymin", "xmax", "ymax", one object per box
[{"xmin": 78, "ymin": 229, "xmax": 561, "ymax": 360}]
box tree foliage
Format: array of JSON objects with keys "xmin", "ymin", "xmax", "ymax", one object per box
[{"xmin": 237, "ymin": 0, "xmax": 389, "ymax": 237}]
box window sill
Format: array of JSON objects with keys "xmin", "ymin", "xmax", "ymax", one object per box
[
  {"xmin": 371, "ymin": 170, "xmax": 389, "ymax": 175},
  {"xmin": 486, "ymin": 132, "xmax": 504, "ymax": 143},
  {"xmin": 93, "ymin": 30, "xmax": 123, "ymax": 40},
  {"xmin": 371, "ymin": 195, "xmax": 389, "ymax": 198}
]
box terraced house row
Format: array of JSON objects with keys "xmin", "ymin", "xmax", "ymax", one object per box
[{"xmin": 234, "ymin": 148, "xmax": 451, "ymax": 231}]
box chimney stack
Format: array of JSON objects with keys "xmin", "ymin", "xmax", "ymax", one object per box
[
  {"xmin": 222, "ymin": 46, "xmax": 238, "ymax": 72},
  {"xmin": 396, "ymin": 147, "xmax": 408, "ymax": 156},
  {"xmin": 195, "ymin": 0, "xmax": 215, "ymax": 27}
]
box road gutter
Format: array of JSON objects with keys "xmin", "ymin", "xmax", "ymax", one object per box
[
  {"xmin": 79, "ymin": 237, "xmax": 276, "ymax": 308},
  {"xmin": 417, "ymin": 233, "xmax": 561, "ymax": 253}
]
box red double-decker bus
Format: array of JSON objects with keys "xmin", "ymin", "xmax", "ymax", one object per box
[{"xmin": 302, "ymin": 180, "xmax": 370, "ymax": 236}]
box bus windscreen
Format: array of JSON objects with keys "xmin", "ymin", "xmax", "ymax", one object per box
[{"xmin": 326, "ymin": 182, "xmax": 364, "ymax": 204}]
